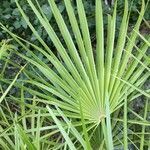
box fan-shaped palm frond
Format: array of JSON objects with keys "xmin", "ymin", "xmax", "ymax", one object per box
[{"xmin": 0, "ymin": 0, "xmax": 150, "ymax": 149}]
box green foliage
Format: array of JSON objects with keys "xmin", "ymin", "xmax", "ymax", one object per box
[
  {"xmin": 0, "ymin": 0, "xmax": 149, "ymax": 44},
  {"xmin": 0, "ymin": 40, "xmax": 12, "ymax": 59},
  {"xmin": 0, "ymin": 0, "xmax": 65, "ymax": 46},
  {"xmin": 0, "ymin": 0, "xmax": 150, "ymax": 150}
]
